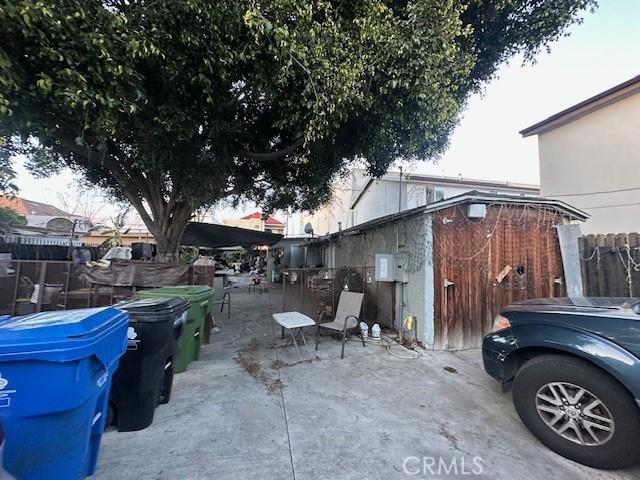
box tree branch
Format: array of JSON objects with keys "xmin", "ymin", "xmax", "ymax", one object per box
[
  {"xmin": 107, "ymin": 140, "xmax": 155, "ymax": 203},
  {"xmin": 240, "ymin": 138, "xmax": 304, "ymax": 161},
  {"xmin": 56, "ymin": 134, "xmax": 156, "ymax": 228}
]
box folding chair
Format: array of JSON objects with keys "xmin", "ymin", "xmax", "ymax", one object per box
[
  {"xmin": 212, "ymin": 277, "xmax": 231, "ymax": 320},
  {"xmin": 315, "ymin": 291, "xmax": 365, "ymax": 359}
]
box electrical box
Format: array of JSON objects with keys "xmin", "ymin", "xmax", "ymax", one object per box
[
  {"xmin": 374, "ymin": 254, "xmax": 395, "ymax": 282},
  {"xmin": 394, "ymin": 253, "xmax": 409, "ymax": 283},
  {"xmin": 467, "ymin": 203, "xmax": 487, "ymax": 219},
  {"xmin": 374, "ymin": 253, "xmax": 409, "ymax": 283}
]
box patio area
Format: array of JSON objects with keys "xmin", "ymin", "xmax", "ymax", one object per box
[{"xmin": 94, "ymin": 288, "xmax": 640, "ymax": 480}]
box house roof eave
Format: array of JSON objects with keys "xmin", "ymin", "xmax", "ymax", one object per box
[{"xmin": 520, "ymin": 75, "xmax": 640, "ymax": 137}]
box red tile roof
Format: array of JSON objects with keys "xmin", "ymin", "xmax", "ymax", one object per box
[
  {"xmin": 241, "ymin": 212, "xmax": 284, "ymax": 226},
  {"xmin": 0, "ymin": 196, "xmax": 70, "ymax": 216}
]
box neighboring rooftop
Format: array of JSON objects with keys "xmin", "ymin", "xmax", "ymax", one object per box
[
  {"xmin": 351, "ymin": 171, "xmax": 540, "ymax": 210},
  {"xmin": 520, "ymin": 74, "xmax": 640, "ymax": 137},
  {"xmin": 326, "ymin": 190, "xmax": 588, "ymax": 239},
  {"xmin": 0, "ymin": 195, "xmax": 71, "ymax": 217},
  {"xmin": 241, "ymin": 212, "xmax": 284, "ymax": 226}
]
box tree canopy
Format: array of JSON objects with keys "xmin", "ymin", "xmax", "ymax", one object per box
[{"xmin": 0, "ymin": 0, "xmax": 596, "ymax": 256}]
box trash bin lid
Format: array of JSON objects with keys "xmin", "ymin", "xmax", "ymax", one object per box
[
  {"xmin": 135, "ymin": 285, "xmax": 213, "ymax": 302},
  {"xmin": 116, "ymin": 297, "xmax": 190, "ymax": 324},
  {"xmin": 0, "ymin": 307, "xmax": 128, "ymax": 361}
]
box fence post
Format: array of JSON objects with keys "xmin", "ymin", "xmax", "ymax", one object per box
[
  {"xmin": 63, "ymin": 262, "xmax": 71, "ymax": 309},
  {"xmin": 630, "ymin": 233, "xmax": 640, "ymax": 296},
  {"xmin": 35, "ymin": 261, "xmax": 47, "ymax": 313},
  {"xmin": 581, "ymin": 235, "xmax": 594, "ymax": 296},
  {"xmin": 595, "ymin": 234, "xmax": 606, "ymax": 295},
  {"xmin": 282, "ymin": 269, "xmax": 287, "ymax": 312},
  {"xmin": 362, "ymin": 265, "xmax": 366, "ymax": 324},
  {"xmin": 331, "ymin": 270, "xmax": 335, "ymax": 318},
  {"xmin": 300, "ymin": 268, "xmax": 304, "ymax": 312},
  {"xmin": 10, "ymin": 262, "xmax": 21, "ymax": 316}
]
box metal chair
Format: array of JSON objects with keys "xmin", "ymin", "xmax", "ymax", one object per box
[
  {"xmin": 315, "ymin": 291, "xmax": 365, "ymax": 359},
  {"xmin": 212, "ymin": 277, "xmax": 231, "ymax": 320}
]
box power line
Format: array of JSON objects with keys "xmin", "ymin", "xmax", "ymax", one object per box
[
  {"xmin": 582, "ymin": 201, "xmax": 640, "ymax": 210},
  {"xmin": 547, "ymin": 186, "xmax": 640, "ymax": 197}
]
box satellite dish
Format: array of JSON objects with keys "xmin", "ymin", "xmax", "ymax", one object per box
[{"xmin": 304, "ymin": 223, "xmax": 314, "ymax": 235}]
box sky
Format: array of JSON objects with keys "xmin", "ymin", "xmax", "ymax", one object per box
[{"xmin": 11, "ymin": 0, "xmax": 640, "ymax": 228}]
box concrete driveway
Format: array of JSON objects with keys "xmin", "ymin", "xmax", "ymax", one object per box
[{"xmin": 94, "ymin": 289, "xmax": 640, "ymax": 479}]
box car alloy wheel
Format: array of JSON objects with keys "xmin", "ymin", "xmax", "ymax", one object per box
[
  {"xmin": 512, "ymin": 355, "xmax": 640, "ymax": 469},
  {"xmin": 535, "ymin": 381, "xmax": 614, "ymax": 446}
]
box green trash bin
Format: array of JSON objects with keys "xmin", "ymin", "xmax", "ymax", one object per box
[{"xmin": 135, "ymin": 285, "xmax": 213, "ymax": 373}]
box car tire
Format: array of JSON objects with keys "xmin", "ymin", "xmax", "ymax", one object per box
[{"xmin": 512, "ymin": 354, "xmax": 640, "ymax": 470}]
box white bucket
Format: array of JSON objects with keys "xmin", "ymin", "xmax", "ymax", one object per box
[
  {"xmin": 360, "ymin": 322, "xmax": 369, "ymax": 338},
  {"xmin": 30, "ymin": 283, "xmax": 63, "ymax": 304},
  {"xmin": 371, "ymin": 323, "xmax": 381, "ymax": 339}
]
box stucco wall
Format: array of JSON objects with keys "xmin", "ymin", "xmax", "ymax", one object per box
[
  {"xmin": 301, "ymin": 171, "xmax": 366, "ymax": 235},
  {"xmin": 302, "ymin": 169, "xmax": 537, "ymax": 236},
  {"xmin": 328, "ymin": 213, "xmax": 434, "ymax": 345},
  {"xmin": 350, "ymin": 179, "xmax": 406, "ymax": 226},
  {"xmin": 538, "ymin": 91, "xmax": 640, "ymax": 234}
]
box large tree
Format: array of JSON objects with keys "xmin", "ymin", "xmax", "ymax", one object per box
[{"xmin": 0, "ymin": 0, "xmax": 595, "ymax": 258}]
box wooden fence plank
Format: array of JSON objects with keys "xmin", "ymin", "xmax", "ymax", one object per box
[
  {"xmin": 581, "ymin": 232, "xmax": 640, "ymax": 298},
  {"xmin": 630, "ymin": 234, "xmax": 640, "ymax": 297}
]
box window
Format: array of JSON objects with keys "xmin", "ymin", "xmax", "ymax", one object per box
[{"xmin": 435, "ymin": 188, "xmax": 445, "ymax": 201}]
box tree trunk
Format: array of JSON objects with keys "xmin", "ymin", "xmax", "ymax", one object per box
[
  {"xmin": 135, "ymin": 203, "xmax": 192, "ymax": 263},
  {"xmin": 117, "ymin": 176, "xmax": 194, "ymax": 263},
  {"xmin": 154, "ymin": 232, "xmax": 182, "ymax": 263}
]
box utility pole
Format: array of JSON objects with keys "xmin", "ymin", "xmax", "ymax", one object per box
[{"xmin": 398, "ymin": 166, "xmax": 403, "ymax": 213}]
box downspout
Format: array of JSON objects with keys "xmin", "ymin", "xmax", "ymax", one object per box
[{"xmin": 398, "ymin": 167, "xmax": 404, "ymax": 341}]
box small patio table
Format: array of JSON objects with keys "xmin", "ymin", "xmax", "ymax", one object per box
[{"xmin": 272, "ymin": 311, "xmax": 316, "ymax": 360}]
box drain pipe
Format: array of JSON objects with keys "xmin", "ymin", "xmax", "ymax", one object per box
[{"xmin": 399, "ymin": 282, "xmax": 404, "ymax": 344}]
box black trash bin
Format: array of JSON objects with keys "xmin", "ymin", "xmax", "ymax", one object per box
[{"xmin": 110, "ymin": 297, "xmax": 189, "ymax": 432}]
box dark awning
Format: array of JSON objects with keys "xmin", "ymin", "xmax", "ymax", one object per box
[{"xmin": 181, "ymin": 222, "xmax": 283, "ymax": 249}]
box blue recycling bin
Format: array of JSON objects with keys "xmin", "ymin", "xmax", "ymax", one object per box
[{"xmin": 0, "ymin": 307, "xmax": 128, "ymax": 480}]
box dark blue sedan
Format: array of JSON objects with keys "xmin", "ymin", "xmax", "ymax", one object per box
[{"xmin": 483, "ymin": 297, "xmax": 640, "ymax": 470}]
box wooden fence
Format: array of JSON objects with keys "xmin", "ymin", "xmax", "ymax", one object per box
[
  {"xmin": 579, "ymin": 233, "xmax": 640, "ymax": 297},
  {"xmin": 0, "ymin": 260, "xmax": 216, "ymax": 316}
]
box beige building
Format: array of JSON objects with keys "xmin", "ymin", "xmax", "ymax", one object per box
[
  {"xmin": 82, "ymin": 229, "xmax": 155, "ymax": 247},
  {"xmin": 521, "ymin": 75, "xmax": 640, "ymax": 234}
]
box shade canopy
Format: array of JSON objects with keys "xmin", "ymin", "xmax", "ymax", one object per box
[{"xmin": 181, "ymin": 222, "xmax": 283, "ymax": 249}]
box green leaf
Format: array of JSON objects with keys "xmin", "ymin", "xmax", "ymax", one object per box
[{"xmin": 0, "ymin": 0, "xmax": 598, "ymax": 255}]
